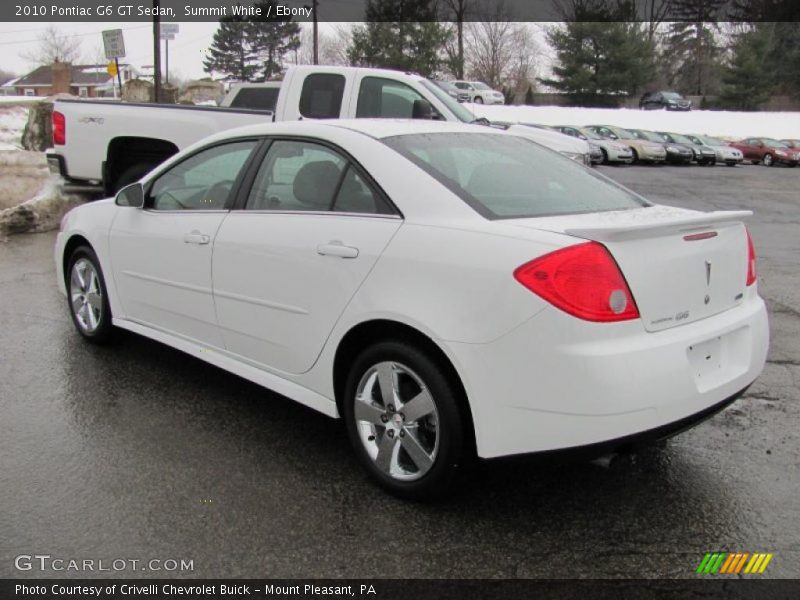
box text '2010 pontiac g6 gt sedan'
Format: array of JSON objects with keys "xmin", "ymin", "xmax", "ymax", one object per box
[{"xmin": 56, "ymin": 120, "xmax": 769, "ymax": 499}]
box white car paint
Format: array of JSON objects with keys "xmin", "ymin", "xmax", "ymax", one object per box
[
  {"xmin": 506, "ymin": 124, "xmax": 592, "ymax": 164},
  {"xmin": 55, "ymin": 119, "xmax": 768, "ymax": 464}
]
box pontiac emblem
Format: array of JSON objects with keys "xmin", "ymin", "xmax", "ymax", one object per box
[{"xmin": 705, "ymin": 260, "xmax": 712, "ymax": 286}]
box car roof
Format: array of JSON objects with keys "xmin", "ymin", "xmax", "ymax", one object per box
[{"xmin": 203, "ymin": 119, "xmax": 509, "ymax": 145}]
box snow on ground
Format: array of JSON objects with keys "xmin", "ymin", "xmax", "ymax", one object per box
[
  {"xmin": 0, "ymin": 105, "xmax": 28, "ymax": 150},
  {"xmin": 468, "ymin": 104, "xmax": 800, "ymax": 140}
]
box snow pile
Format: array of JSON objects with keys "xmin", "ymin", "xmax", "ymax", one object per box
[
  {"xmin": 0, "ymin": 174, "xmax": 84, "ymax": 236},
  {"xmin": 468, "ymin": 104, "xmax": 800, "ymax": 140},
  {"xmin": 0, "ymin": 106, "xmax": 29, "ymax": 150}
]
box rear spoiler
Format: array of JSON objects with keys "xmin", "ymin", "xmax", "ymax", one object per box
[{"xmin": 565, "ymin": 210, "xmax": 752, "ymax": 242}]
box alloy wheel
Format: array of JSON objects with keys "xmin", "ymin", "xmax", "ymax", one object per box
[
  {"xmin": 70, "ymin": 258, "xmax": 103, "ymax": 332},
  {"xmin": 763, "ymin": 153, "xmax": 773, "ymax": 166},
  {"xmin": 353, "ymin": 361, "xmax": 439, "ymax": 481}
]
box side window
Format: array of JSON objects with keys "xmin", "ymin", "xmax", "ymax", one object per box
[
  {"xmin": 333, "ymin": 166, "xmax": 393, "ymax": 215},
  {"xmin": 229, "ymin": 87, "xmax": 279, "ymax": 111},
  {"xmin": 299, "ymin": 73, "xmax": 345, "ymax": 119},
  {"xmin": 148, "ymin": 141, "xmax": 257, "ymax": 211},
  {"xmin": 246, "ymin": 140, "xmax": 346, "ymax": 211},
  {"xmin": 356, "ymin": 77, "xmax": 429, "ymax": 119}
]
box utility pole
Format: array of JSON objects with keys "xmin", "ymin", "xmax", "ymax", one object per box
[
  {"xmin": 312, "ymin": 0, "xmax": 319, "ymax": 64},
  {"xmin": 153, "ymin": 0, "xmax": 162, "ymax": 102}
]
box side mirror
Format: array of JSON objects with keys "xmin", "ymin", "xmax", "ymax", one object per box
[
  {"xmin": 412, "ymin": 98, "xmax": 434, "ymax": 120},
  {"xmin": 115, "ymin": 182, "xmax": 144, "ymax": 208}
]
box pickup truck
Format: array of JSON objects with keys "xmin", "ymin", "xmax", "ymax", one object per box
[{"xmin": 48, "ymin": 65, "xmax": 590, "ymax": 194}]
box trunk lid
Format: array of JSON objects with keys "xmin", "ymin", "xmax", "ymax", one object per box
[{"xmin": 508, "ymin": 206, "xmax": 751, "ymax": 331}]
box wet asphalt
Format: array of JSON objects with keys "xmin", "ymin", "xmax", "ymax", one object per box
[{"xmin": 1, "ymin": 164, "xmax": 798, "ymax": 579}]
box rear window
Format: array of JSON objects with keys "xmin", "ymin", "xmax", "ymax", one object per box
[
  {"xmin": 299, "ymin": 73, "xmax": 345, "ymax": 119},
  {"xmin": 382, "ymin": 132, "xmax": 648, "ymax": 220},
  {"xmin": 229, "ymin": 87, "xmax": 279, "ymax": 111}
]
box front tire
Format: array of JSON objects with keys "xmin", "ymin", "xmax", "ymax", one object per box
[
  {"xmin": 474, "ymin": 96, "xmax": 483, "ymax": 104},
  {"xmin": 342, "ymin": 340, "xmax": 467, "ymax": 500},
  {"xmin": 66, "ymin": 246, "xmax": 114, "ymax": 343},
  {"xmin": 763, "ymin": 153, "xmax": 774, "ymax": 167}
]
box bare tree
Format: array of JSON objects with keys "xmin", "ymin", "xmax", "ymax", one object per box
[
  {"xmin": 296, "ymin": 24, "xmax": 350, "ymax": 66},
  {"xmin": 21, "ymin": 26, "xmax": 83, "ymax": 66},
  {"xmin": 441, "ymin": 0, "xmax": 475, "ymax": 79},
  {"xmin": 464, "ymin": 2, "xmax": 539, "ymax": 100}
]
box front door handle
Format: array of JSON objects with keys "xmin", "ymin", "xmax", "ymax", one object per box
[
  {"xmin": 317, "ymin": 241, "xmax": 359, "ymax": 259},
  {"xmin": 184, "ymin": 231, "xmax": 210, "ymax": 245}
]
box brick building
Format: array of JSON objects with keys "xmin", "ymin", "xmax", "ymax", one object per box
[{"xmin": 11, "ymin": 62, "xmax": 135, "ymax": 98}]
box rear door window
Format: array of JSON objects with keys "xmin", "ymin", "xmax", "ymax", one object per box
[{"xmin": 299, "ymin": 73, "xmax": 345, "ymax": 119}]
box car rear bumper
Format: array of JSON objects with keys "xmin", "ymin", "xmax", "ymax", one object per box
[{"xmin": 446, "ymin": 291, "xmax": 769, "ymax": 458}]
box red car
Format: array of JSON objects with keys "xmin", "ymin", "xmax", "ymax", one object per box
[{"xmin": 729, "ymin": 137, "xmax": 799, "ymax": 167}]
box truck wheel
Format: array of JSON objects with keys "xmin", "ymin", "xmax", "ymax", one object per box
[{"xmin": 114, "ymin": 163, "xmax": 154, "ymax": 193}]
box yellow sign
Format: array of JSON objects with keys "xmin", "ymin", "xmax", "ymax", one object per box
[{"xmin": 107, "ymin": 61, "xmax": 117, "ymax": 77}]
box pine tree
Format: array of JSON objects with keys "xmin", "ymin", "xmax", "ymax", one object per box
[
  {"xmin": 539, "ymin": 22, "xmax": 655, "ymax": 107},
  {"xmin": 204, "ymin": 1, "xmax": 301, "ymax": 82},
  {"xmin": 659, "ymin": 0, "xmax": 726, "ymax": 96},
  {"xmin": 251, "ymin": 0, "xmax": 301, "ymax": 81},
  {"xmin": 347, "ymin": 0, "xmax": 451, "ymax": 77},
  {"xmin": 718, "ymin": 24, "xmax": 776, "ymax": 109},
  {"xmin": 203, "ymin": 18, "xmax": 262, "ymax": 82}
]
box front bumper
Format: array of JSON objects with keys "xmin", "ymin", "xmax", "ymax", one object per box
[
  {"xmin": 666, "ymin": 148, "xmax": 694, "ymax": 162},
  {"xmin": 446, "ymin": 292, "xmax": 769, "ymax": 458},
  {"xmin": 606, "ymin": 146, "xmax": 634, "ymax": 162}
]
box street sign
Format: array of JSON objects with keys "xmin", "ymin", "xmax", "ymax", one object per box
[
  {"xmin": 161, "ymin": 23, "xmax": 180, "ymax": 35},
  {"xmin": 102, "ymin": 29, "xmax": 126, "ymax": 59},
  {"xmin": 107, "ymin": 61, "xmax": 117, "ymax": 77},
  {"xmin": 160, "ymin": 33, "xmax": 176, "ymax": 41}
]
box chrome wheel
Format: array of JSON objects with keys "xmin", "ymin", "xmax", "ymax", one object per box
[
  {"xmin": 353, "ymin": 361, "xmax": 439, "ymax": 481},
  {"xmin": 70, "ymin": 258, "xmax": 103, "ymax": 332},
  {"xmin": 763, "ymin": 153, "xmax": 773, "ymax": 166}
]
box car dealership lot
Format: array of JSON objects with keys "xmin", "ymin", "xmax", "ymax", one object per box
[{"xmin": 1, "ymin": 164, "xmax": 798, "ymax": 579}]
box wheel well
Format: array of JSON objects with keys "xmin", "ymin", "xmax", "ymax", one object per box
[
  {"xmin": 333, "ymin": 319, "xmax": 476, "ymax": 453},
  {"xmin": 62, "ymin": 234, "xmax": 92, "ymax": 285},
  {"xmin": 106, "ymin": 137, "xmax": 179, "ymax": 194}
]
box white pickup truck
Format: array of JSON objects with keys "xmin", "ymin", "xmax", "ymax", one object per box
[{"xmin": 48, "ymin": 65, "xmax": 590, "ymax": 194}]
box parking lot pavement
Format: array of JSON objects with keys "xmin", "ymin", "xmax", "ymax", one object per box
[{"xmin": 1, "ymin": 164, "xmax": 798, "ymax": 579}]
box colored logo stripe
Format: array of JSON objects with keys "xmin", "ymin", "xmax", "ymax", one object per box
[{"xmin": 697, "ymin": 552, "xmax": 773, "ymax": 574}]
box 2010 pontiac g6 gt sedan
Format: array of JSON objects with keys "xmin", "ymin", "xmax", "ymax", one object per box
[{"xmin": 55, "ymin": 120, "xmax": 769, "ymax": 499}]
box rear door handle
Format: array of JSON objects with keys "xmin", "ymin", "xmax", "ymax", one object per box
[
  {"xmin": 184, "ymin": 231, "xmax": 210, "ymax": 245},
  {"xmin": 317, "ymin": 241, "xmax": 359, "ymax": 259}
]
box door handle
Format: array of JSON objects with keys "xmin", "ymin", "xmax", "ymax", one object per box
[
  {"xmin": 184, "ymin": 231, "xmax": 210, "ymax": 245},
  {"xmin": 317, "ymin": 241, "xmax": 359, "ymax": 259}
]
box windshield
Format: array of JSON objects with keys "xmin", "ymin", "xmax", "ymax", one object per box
[
  {"xmin": 473, "ymin": 82, "xmax": 491, "ymax": 90},
  {"xmin": 667, "ymin": 132, "xmax": 693, "ymax": 144},
  {"xmin": 763, "ymin": 138, "xmax": 789, "ymax": 148},
  {"xmin": 662, "ymin": 92, "xmax": 682, "ymax": 100},
  {"xmin": 633, "ymin": 130, "xmax": 664, "ymax": 142},
  {"xmin": 420, "ymin": 79, "xmax": 476, "ymax": 123},
  {"xmin": 698, "ymin": 135, "xmax": 723, "ymax": 145},
  {"xmin": 606, "ymin": 127, "xmax": 636, "ymax": 140},
  {"xmin": 577, "ymin": 127, "xmax": 602, "ymax": 140},
  {"xmin": 382, "ymin": 132, "xmax": 648, "ymax": 220}
]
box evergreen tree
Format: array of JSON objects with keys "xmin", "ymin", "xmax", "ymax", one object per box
[
  {"xmin": 659, "ymin": 0, "xmax": 726, "ymax": 95},
  {"xmin": 203, "ymin": 18, "xmax": 262, "ymax": 82},
  {"xmin": 719, "ymin": 23, "xmax": 777, "ymax": 109},
  {"xmin": 539, "ymin": 22, "xmax": 655, "ymax": 106},
  {"xmin": 251, "ymin": 0, "xmax": 301, "ymax": 80},
  {"xmin": 204, "ymin": 1, "xmax": 301, "ymax": 82},
  {"xmin": 347, "ymin": 0, "xmax": 451, "ymax": 77}
]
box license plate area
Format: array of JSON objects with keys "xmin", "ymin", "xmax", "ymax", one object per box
[{"xmin": 687, "ymin": 327, "xmax": 751, "ymax": 393}]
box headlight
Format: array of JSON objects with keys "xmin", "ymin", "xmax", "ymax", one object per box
[{"xmin": 775, "ymin": 150, "xmax": 786, "ymax": 156}]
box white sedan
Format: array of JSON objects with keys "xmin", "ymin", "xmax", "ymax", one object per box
[{"xmin": 55, "ymin": 120, "xmax": 769, "ymax": 499}]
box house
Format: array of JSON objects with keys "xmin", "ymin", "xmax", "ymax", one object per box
[
  {"xmin": 0, "ymin": 77, "xmax": 21, "ymax": 96},
  {"xmin": 12, "ymin": 62, "xmax": 137, "ymax": 98}
]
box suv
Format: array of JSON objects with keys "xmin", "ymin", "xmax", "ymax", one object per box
[
  {"xmin": 451, "ymin": 80, "xmax": 505, "ymax": 104},
  {"xmin": 639, "ymin": 91, "xmax": 692, "ymax": 111}
]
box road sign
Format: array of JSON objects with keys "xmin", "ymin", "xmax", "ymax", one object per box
[
  {"xmin": 102, "ymin": 29, "xmax": 126, "ymax": 59},
  {"xmin": 160, "ymin": 33, "xmax": 176, "ymax": 41},
  {"xmin": 161, "ymin": 23, "xmax": 180, "ymax": 35},
  {"xmin": 107, "ymin": 61, "xmax": 117, "ymax": 77}
]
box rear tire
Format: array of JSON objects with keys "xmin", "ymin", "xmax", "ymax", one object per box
[
  {"xmin": 66, "ymin": 246, "xmax": 114, "ymax": 344},
  {"xmin": 342, "ymin": 340, "xmax": 468, "ymax": 500}
]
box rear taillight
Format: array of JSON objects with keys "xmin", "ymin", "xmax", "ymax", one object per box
[
  {"xmin": 52, "ymin": 110, "xmax": 65, "ymax": 145},
  {"xmin": 514, "ymin": 242, "xmax": 639, "ymax": 322},
  {"xmin": 746, "ymin": 228, "xmax": 757, "ymax": 286}
]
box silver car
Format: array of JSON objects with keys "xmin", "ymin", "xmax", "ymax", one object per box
[{"xmin": 451, "ymin": 80, "xmax": 505, "ymax": 104}]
